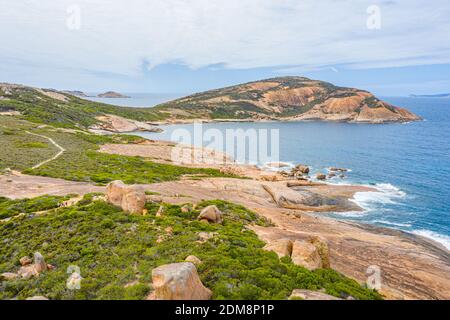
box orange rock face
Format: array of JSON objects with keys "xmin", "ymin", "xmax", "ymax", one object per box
[{"xmin": 157, "ymin": 76, "xmax": 421, "ymax": 123}]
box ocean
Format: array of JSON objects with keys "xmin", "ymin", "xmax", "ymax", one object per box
[{"xmin": 107, "ymin": 95, "xmax": 450, "ymax": 250}]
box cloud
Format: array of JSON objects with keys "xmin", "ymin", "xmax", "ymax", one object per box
[{"xmin": 1, "ymin": 0, "xmax": 449, "ymax": 79}]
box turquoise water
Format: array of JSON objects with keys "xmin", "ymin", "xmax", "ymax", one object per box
[{"xmin": 134, "ymin": 97, "xmax": 450, "ymax": 249}]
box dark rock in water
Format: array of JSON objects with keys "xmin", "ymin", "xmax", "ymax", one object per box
[
  {"xmin": 329, "ymin": 167, "xmax": 348, "ymax": 172},
  {"xmin": 316, "ymin": 173, "xmax": 327, "ymax": 180}
]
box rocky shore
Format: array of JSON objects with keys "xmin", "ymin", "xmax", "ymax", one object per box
[{"xmin": 3, "ymin": 137, "xmax": 448, "ymax": 300}]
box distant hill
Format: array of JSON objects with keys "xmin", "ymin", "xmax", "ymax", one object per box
[
  {"xmin": 410, "ymin": 93, "xmax": 450, "ymax": 98},
  {"xmin": 154, "ymin": 77, "xmax": 420, "ymax": 123},
  {"xmin": 0, "ymin": 83, "xmax": 165, "ymax": 130},
  {"xmin": 62, "ymin": 90, "xmax": 90, "ymax": 97},
  {"xmin": 0, "ymin": 78, "xmax": 421, "ymax": 129}
]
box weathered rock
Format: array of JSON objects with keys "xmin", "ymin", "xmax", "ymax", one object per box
[
  {"xmin": 33, "ymin": 252, "xmax": 47, "ymax": 273},
  {"xmin": 19, "ymin": 256, "xmax": 32, "ymax": 266},
  {"xmin": 164, "ymin": 226, "xmax": 173, "ymax": 235},
  {"xmin": 151, "ymin": 262, "xmax": 212, "ymax": 300},
  {"xmin": 181, "ymin": 205, "xmax": 191, "ymax": 213},
  {"xmin": 25, "ymin": 296, "xmax": 49, "ymax": 300},
  {"xmin": 156, "ymin": 205, "xmax": 165, "ymax": 217},
  {"xmin": 294, "ymin": 164, "xmax": 310, "ymax": 174},
  {"xmin": 0, "ymin": 272, "xmax": 18, "ymax": 281},
  {"xmin": 197, "ymin": 205, "xmax": 223, "ymax": 224},
  {"xmin": 17, "ymin": 265, "xmax": 38, "ymax": 279},
  {"xmin": 106, "ymin": 180, "xmax": 146, "ymax": 214},
  {"xmin": 263, "ymin": 184, "xmax": 337, "ymax": 209},
  {"xmin": 291, "ymin": 240, "xmax": 322, "ymax": 270},
  {"xmin": 219, "ymin": 166, "xmax": 244, "ymax": 176},
  {"xmin": 185, "ymin": 255, "xmax": 202, "ymax": 266},
  {"xmin": 316, "ymin": 173, "xmax": 326, "ymax": 180},
  {"xmin": 197, "ymin": 232, "xmax": 217, "ymax": 243},
  {"xmin": 260, "ymin": 174, "xmax": 282, "ymax": 182},
  {"xmin": 289, "ymin": 289, "xmax": 341, "ymax": 300},
  {"xmin": 17, "ymin": 252, "xmax": 48, "ymax": 279},
  {"xmin": 329, "ymin": 167, "xmax": 348, "ymax": 172},
  {"xmin": 263, "ymin": 239, "xmax": 293, "ymax": 258},
  {"xmin": 308, "ymin": 236, "xmax": 330, "ymax": 268}
]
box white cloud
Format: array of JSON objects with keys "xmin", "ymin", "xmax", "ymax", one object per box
[{"xmin": 0, "ymin": 0, "xmax": 449, "ymax": 79}]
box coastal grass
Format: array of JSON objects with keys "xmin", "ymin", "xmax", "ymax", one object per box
[
  {"xmin": 1, "ymin": 116, "xmax": 233, "ymax": 183},
  {"xmin": 0, "ymin": 195, "xmax": 72, "ymax": 220},
  {"xmin": 0, "ymin": 197, "xmax": 382, "ymax": 300},
  {"xmin": 0, "ymin": 118, "xmax": 57, "ymax": 171},
  {"xmin": 0, "ymin": 86, "xmax": 167, "ymax": 129}
]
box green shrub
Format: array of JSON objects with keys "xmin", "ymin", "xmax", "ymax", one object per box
[{"xmin": 0, "ymin": 198, "xmax": 382, "ymax": 300}]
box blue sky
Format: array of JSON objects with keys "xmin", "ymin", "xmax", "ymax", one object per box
[{"xmin": 1, "ymin": 0, "xmax": 450, "ymax": 96}]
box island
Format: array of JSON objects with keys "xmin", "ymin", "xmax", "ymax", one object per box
[
  {"xmin": 97, "ymin": 91, "xmax": 130, "ymax": 98},
  {"xmin": 153, "ymin": 76, "xmax": 421, "ymax": 123}
]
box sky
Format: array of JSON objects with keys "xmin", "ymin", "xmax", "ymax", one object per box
[{"xmin": 1, "ymin": 0, "xmax": 450, "ymax": 96}]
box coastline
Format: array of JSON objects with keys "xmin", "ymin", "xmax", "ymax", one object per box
[
  {"xmin": 119, "ymin": 121, "xmax": 447, "ymax": 252},
  {"xmin": 2, "ymin": 132, "xmax": 449, "ymax": 299}
]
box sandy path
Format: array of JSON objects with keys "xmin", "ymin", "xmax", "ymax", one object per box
[
  {"xmin": 0, "ymin": 173, "xmax": 104, "ymax": 199},
  {"xmin": 25, "ymin": 131, "xmax": 65, "ymax": 169}
]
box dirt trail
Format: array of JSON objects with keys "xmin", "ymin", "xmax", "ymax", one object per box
[{"xmin": 25, "ymin": 131, "xmax": 65, "ymax": 169}]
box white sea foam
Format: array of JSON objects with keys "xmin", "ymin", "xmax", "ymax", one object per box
[
  {"xmin": 350, "ymin": 183, "xmax": 406, "ymax": 211},
  {"xmin": 332, "ymin": 211, "xmax": 369, "ymax": 217},
  {"xmin": 371, "ymin": 219, "xmax": 412, "ymax": 228},
  {"xmin": 412, "ymin": 229, "xmax": 450, "ymax": 250},
  {"xmin": 260, "ymin": 161, "xmax": 295, "ymax": 172}
]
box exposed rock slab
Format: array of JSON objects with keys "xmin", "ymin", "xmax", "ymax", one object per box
[{"xmin": 289, "ymin": 289, "xmax": 341, "ymax": 300}]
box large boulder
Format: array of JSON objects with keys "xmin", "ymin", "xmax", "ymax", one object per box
[
  {"xmin": 316, "ymin": 173, "xmax": 327, "ymax": 180},
  {"xmin": 19, "ymin": 256, "xmax": 32, "ymax": 266},
  {"xmin": 289, "ymin": 289, "xmax": 341, "ymax": 300},
  {"xmin": 263, "ymin": 239, "xmax": 293, "ymax": 258},
  {"xmin": 293, "ymin": 164, "xmax": 310, "ymax": 174},
  {"xmin": 106, "ymin": 180, "xmax": 146, "ymax": 214},
  {"xmin": 291, "ymin": 240, "xmax": 322, "ymax": 270},
  {"xmin": 17, "ymin": 252, "xmax": 48, "ymax": 279},
  {"xmin": 197, "ymin": 205, "xmax": 223, "ymax": 224},
  {"xmin": 0, "ymin": 272, "xmax": 19, "ymax": 281},
  {"xmin": 151, "ymin": 262, "xmax": 212, "ymax": 300},
  {"xmin": 263, "ymin": 184, "xmax": 337, "ymax": 209},
  {"xmin": 185, "ymin": 255, "xmax": 202, "ymax": 266}
]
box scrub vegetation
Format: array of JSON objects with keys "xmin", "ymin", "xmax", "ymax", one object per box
[{"xmin": 0, "ymin": 198, "xmax": 382, "ymax": 300}]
